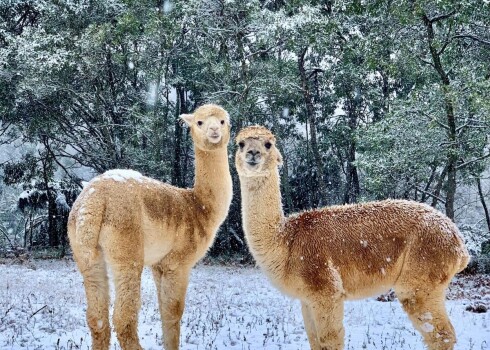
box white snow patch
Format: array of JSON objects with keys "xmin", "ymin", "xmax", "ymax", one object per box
[
  {"xmin": 386, "ymin": 257, "xmax": 391, "ymax": 262},
  {"xmin": 147, "ymin": 82, "xmax": 158, "ymax": 106},
  {"xmin": 0, "ymin": 262, "xmax": 488, "ymax": 350},
  {"xmin": 88, "ymin": 188, "xmax": 96, "ymax": 194},
  {"xmin": 102, "ymin": 169, "xmax": 144, "ymax": 182},
  {"xmin": 19, "ymin": 190, "xmax": 30, "ymax": 199},
  {"xmin": 97, "ymin": 320, "xmax": 103, "ymax": 329},
  {"xmin": 163, "ymin": 0, "xmax": 173, "ymax": 13},
  {"xmin": 421, "ymin": 322, "xmax": 434, "ymax": 333},
  {"xmin": 282, "ymin": 108, "xmax": 289, "ymax": 118},
  {"xmin": 55, "ymin": 192, "xmax": 70, "ymax": 212}
]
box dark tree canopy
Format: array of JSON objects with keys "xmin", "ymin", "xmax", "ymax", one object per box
[{"xmin": 0, "ymin": 0, "xmax": 489, "ymax": 257}]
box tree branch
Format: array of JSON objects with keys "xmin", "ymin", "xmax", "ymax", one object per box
[
  {"xmin": 437, "ymin": 37, "xmax": 453, "ymax": 56},
  {"xmin": 437, "ymin": 21, "xmax": 454, "ymax": 56},
  {"xmin": 428, "ymin": 10, "xmax": 457, "ymax": 23},
  {"xmin": 416, "ymin": 110, "xmax": 450, "ymax": 130},
  {"xmin": 42, "ymin": 138, "xmax": 84, "ymax": 189},
  {"xmin": 457, "ymin": 153, "xmax": 490, "ymax": 170},
  {"xmin": 29, "ymin": 305, "xmax": 48, "ymax": 320},
  {"xmin": 452, "ymin": 34, "xmax": 490, "ymax": 46},
  {"xmin": 0, "ymin": 226, "xmax": 15, "ymax": 251},
  {"xmin": 415, "ymin": 186, "xmax": 447, "ymax": 204},
  {"xmin": 244, "ymin": 41, "xmax": 284, "ymax": 59},
  {"xmin": 418, "ymin": 56, "xmax": 435, "ymax": 68}
]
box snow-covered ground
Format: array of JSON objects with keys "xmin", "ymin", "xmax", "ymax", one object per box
[{"xmin": 0, "ymin": 260, "xmax": 488, "ymax": 350}]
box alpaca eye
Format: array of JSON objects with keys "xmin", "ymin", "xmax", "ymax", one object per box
[
  {"xmin": 220, "ymin": 120, "xmax": 225, "ymax": 125},
  {"xmin": 265, "ymin": 142, "xmax": 272, "ymax": 149},
  {"xmin": 197, "ymin": 121, "xmax": 203, "ymax": 126},
  {"xmin": 239, "ymin": 142, "xmax": 245, "ymax": 149}
]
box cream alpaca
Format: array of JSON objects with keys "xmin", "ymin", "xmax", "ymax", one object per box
[
  {"xmin": 235, "ymin": 126, "xmax": 469, "ymax": 350},
  {"xmin": 68, "ymin": 104, "xmax": 233, "ymax": 350}
]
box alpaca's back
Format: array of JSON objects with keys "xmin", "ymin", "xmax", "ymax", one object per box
[
  {"xmin": 280, "ymin": 200, "xmax": 469, "ymax": 299},
  {"xmin": 68, "ymin": 173, "xmax": 216, "ymax": 267}
]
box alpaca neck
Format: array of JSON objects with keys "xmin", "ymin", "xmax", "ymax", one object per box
[
  {"xmin": 193, "ymin": 147, "xmax": 232, "ymax": 224},
  {"xmin": 240, "ymin": 168, "xmax": 285, "ymax": 260}
]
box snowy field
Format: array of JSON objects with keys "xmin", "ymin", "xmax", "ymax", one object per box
[{"xmin": 0, "ymin": 260, "xmax": 489, "ymax": 350}]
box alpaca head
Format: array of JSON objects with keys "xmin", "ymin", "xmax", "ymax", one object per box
[
  {"xmin": 235, "ymin": 126, "xmax": 283, "ymax": 178},
  {"xmin": 181, "ymin": 104, "xmax": 231, "ymax": 151}
]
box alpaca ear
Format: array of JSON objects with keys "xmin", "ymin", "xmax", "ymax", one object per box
[
  {"xmin": 180, "ymin": 113, "xmax": 194, "ymax": 126},
  {"xmin": 276, "ymin": 150, "xmax": 283, "ymax": 167}
]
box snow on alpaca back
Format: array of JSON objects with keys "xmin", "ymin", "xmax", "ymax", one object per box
[
  {"xmin": 101, "ymin": 169, "xmax": 144, "ymax": 182},
  {"xmin": 76, "ymin": 169, "xmax": 159, "ymax": 228}
]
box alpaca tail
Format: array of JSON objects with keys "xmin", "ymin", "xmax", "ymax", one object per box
[
  {"xmin": 453, "ymin": 224, "xmax": 470, "ymax": 274},
  {"xmin": 69, "ymin": 187, "xmax": 106, "ymax": 269},
  {"xmin": 456, "ymin": 248, "xmax": 471, "ymax": 273}
]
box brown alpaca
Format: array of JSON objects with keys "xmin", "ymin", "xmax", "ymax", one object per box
[
  {"xmin": 235, "ymin": 125, "xmax": 469, "ymax": 350},
  {"xmin": 68, "ymin": 104, "xmax": 233, "ymax": 350}
]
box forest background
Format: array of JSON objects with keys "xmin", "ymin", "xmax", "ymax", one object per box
[{"xmin": 0, "ymin": 0, "xmax": 489, "ymax": 263}]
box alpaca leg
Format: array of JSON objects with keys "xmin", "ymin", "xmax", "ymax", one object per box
[
  {"xmin": 152, "ymin": 264, "xmax": 190, "ymax": 350},
  {"xmin": 77, "ymin": 250, "xmax": 110, "ymax": 350},
  {"xmin": 301, "ymin": 302, "xmax": 320, "ymax": 350},
  {"xmin": 309, "ymin": 298, "xmax": 345, "ymax": 350},
  {"xmin": 111, "ymin": 262, "xmax": 144, "ymax": 350},
  {"xmin": 397, "ymin": 288, "xmax": 456, "ymax": 350}
]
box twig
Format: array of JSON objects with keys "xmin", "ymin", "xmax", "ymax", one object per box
[
  {"xmin": 452, "ymin": 34, "xmax": 490, "ymax": 46},
  {"xmin": 29, "ymin": 305, "xmax": 47, "ymax": 320},
  {"xmin": 1, "ymin": 306, "xmax": 13, "ymax": 323},
  {"xmin": 428, "ymin": 10, "xmax": 457, "ymax": 23},
  {"xmin": 457, "ymin": 153, "xmax": 490, "ymax": 170},
  {"xmin": 414, "ymin": 186, "xmax": 447, "ymax": 204},
  {"xmin": 0, "ymin": 227, "xmax": 15, "ymax": 251}
]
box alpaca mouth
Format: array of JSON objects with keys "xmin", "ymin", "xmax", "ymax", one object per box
[
  {"xmin": 208, "ymin": 134, "xmax": 221, "ymax": 143},
  {"xmin": 246, "ymin": 160, "xmax": 259, "ymax": 166}
]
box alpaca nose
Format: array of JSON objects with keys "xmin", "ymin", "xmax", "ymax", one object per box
[
  {"xmin": 210, "ymin": 125, "xmax": 219, "ymax": 132},
  {"xmin": 247, "ymin": 150, "xmax": 261, "ymax": 162}
]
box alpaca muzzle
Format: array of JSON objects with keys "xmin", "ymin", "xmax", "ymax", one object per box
[
  {"xmin": 207, "ymin": 132, "xmax": 222, "ymax": 143},
  {"xmin": 245, "ymin": 150, "xmax": 261, "ymax": 165}
]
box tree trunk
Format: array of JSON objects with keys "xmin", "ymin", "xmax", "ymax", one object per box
[
  {"xmin": 343, "ymin": 98, "xmax": 360, "ymax": 204},
  {"xmin": 171, "ymin": 86, "xmax": 186, "ymax": 187},
  {"xmin": 431, "ymin": 165, "xmax": 448, "ymax": 208},
  {"xmin": 476, "ymin": 177, "xmax": 490, "ymax": 233},
  {"xmin": 421, "ymin": 164, "xmax": 437, "ymax": 203},
  {"xmin": 40, "ymin": 147, "xmax": 58, "ymax": 247},
  {"xmin": 278, "ymin": 145, "xmax": 293, "ymax": 212},
  {"xmin": 273, "ymin": 49, "xmax": 294, "ymax": 212},
  {"xmin": 298, "ymin": 47, "xmax": 327, "ymax": 206},
  {"xmin": 344, "ymin": 142, "xmax": 360, "ymax": 204},
  {"xmin": 422, "ymin": 13, "xmax": 458, "ymax": 220},
  {"xmin": 373, "ymin": 69, "xmax": 389, "ymax": 123}
]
